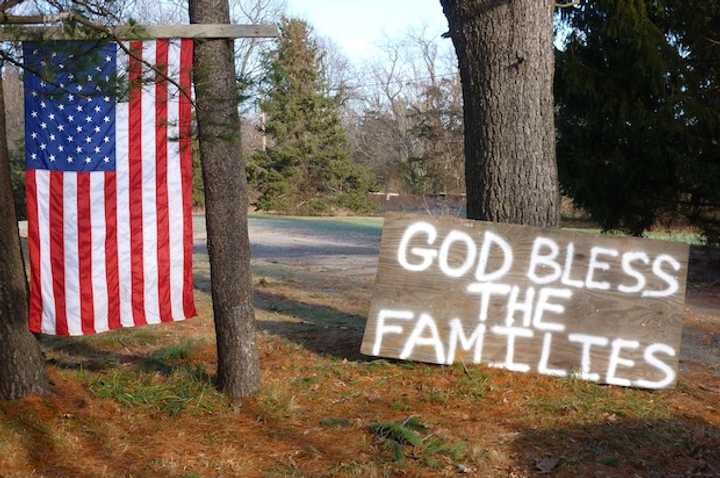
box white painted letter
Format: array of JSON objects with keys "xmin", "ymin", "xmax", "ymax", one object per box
[
  {"xmin": 397, "ymin": 222, "xmax": 437, "ymax": 272},
  {"xmin": 568, "ymin": 333, "xmax": 609, "ymax": 381},
  {"xmin": 475, "ymin": 231, "xmax": 513, "ymax": 282},
  {"xmin": 490, "ymin": 325, "xmax": 534, "ymax": 373},
  {"xmin": 532, "ymin": 287, "xmax": 572, "ymax": 332},
  {"xmin": 643, "ymin": 254, "xmax": 680, "ymax": 298},
  {"xmin": 467, "ymin": 282, "xmax": 512, "ymax": 322},
  {"xmin": 438, "ymin": 230, "xmax": 478, "ymax": 278},
  {"xmin": 400, "ymin": 313, "xmax": 445, "ymax": 363},
  {"xmin": 618, "ymin": 251, "xmax": 650, "ymax": 294},
  {"xmin": 538, "ymin": 332, "xmax": 567, "ymax": 377},
  {"xmin": 527, "ymin": 237, "xmax": 562, "ymax": 285},
  {"xmin": 373, "ymin": 309, "xmax": 413, "ymax": 355},
  {"xmin": 606, "ymin": 338, "xmax": 639, "ymax": 387},
  {"xmin": 504, "ymin": 286, "xmax": 535, "ymax": 327},
  {"xmin": 561, "ymin": 242, "xmax": 585, "ymax": 288},
  {"xmin": 635, "ymin": 343, "xmax": 676, "ymax": 389},
  {"xmin": 446, "ymin": 319, "xmax": 486, "ymax": 364},
  {"xmin": 585, "ymin": 247, "xmax": 618, "ymax": 290}
]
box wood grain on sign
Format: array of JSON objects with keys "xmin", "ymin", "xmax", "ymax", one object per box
[{"xmin": 360, "ymin": 214, "xmax": 689, "ymax": 389}]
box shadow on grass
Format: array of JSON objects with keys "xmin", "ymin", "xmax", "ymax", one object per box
[
  {"xmin": 40, "ymin": 334, "xmax": 203, "ymax": 378},
  {"xmin": 254, "ymin": 289, "xmax": 369, "ymax": 362},
  {"xmin": 510, "ymin": 417, "xmax": 720, "ymax": 477}
]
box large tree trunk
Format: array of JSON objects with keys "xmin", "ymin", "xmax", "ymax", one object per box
[
  {"xmin": 0, "ymin": 72, "xmax": 49, "ymax": 400},
  {"xmin": 189, "ymin": 0, "xmax": 261, "ymax": 399},
  {"xmin": 440, "ymin": 0, "xmax": 560, "ymax": 227}
]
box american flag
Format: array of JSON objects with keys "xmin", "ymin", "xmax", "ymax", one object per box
[{"xmin": 24, "ymin": 39, "xmax": 196, "ymax": 335}]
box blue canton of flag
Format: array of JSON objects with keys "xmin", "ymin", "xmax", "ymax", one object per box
[{"xmin": 23, "ymin": 41, "xmax": 116, "ymax": 172}]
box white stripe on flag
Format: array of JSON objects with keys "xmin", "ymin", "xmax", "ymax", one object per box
[
  {"xmin": 36, "ymin": 170, "xmax": 56, "ymax": 335},
  {"xmin": 116, "ymin": 43, "xmax": 134, "ymax": 328},
  {"xmin": 63, "ymin": 172, "xmax": 82, "ymax": 336},
  {"xmin": 167, "ymin": 39, "xmax": 185, "ymax": 321},
  {"xmin": 141, "ymin": 41, "xmax": 161, "ymax": 324},
  {"xmin": 90, "ymin": 171, "xmax": 109, "ymax": 332}
]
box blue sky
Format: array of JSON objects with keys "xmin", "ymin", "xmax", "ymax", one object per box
[{"xmin": 286, "ymin": 0, "xmax": 449, "ymax": 62}]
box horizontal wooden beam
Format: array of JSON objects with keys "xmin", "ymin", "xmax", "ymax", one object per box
[{"xmin": 0, "ymin": 23, "xmax": 278, "ymax": 41}]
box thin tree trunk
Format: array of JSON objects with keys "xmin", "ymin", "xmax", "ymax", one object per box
[
  {"xmin": 0, "ymin": 70, "xmax": 49, "ymax": 400},
  {"xmin": 188, "ymin": 0, "xmax": 260, "ymax": 399},
  {"xmin": 440, "ymin": 0, "xmax": 560, "ymax": 227}
]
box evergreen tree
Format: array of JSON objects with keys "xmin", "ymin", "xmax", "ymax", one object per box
[
  {"xmin": 556, "ymin": 0, "xmax": 720, "ymax": 241},
  {"xmin": 250, "ymin": 18, "xmax": 374, "ymax": 215}
]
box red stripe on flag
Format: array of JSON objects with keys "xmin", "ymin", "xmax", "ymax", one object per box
[
  {"xmin": 128, "ymin": 40, "xmax": 147, "ymax": 326},
  {"xmin": 49, "ymin": 171, "xmax": 67, "ymax": 335},
  {"xmin": 104, "ymin": 172, "xmax": 121, "ymax": 330},
  {"xmin": 77, "ymin": 173, "xmax": 95, "ymax": 335},
  {"xmin": 25, "ymin": 170, "xmax": 42, "ymax": 332},
  {"xmin": 180, "ymin": 38, "xmax": 196, "ymax": 318},
  {"xmin": 155, "ymin": 39, "xmax": 172, "ymax": 322}
]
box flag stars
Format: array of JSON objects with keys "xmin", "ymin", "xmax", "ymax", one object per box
[
  {"xmin": 31, "ymin": 153, "xmax": 37, "ymax": 160},
  {"xmin": 49, "ymin": 113, "xmax": 55, "ymax": 120},
  {"xmin": 68, "ymin": 115, "xmax": 74, "ymax": 122},
  {"xmin": 39, "ymin": 143, "xmax": 46, "ymax": 150},
  {"xmin": 68, "ymin": 94, "xmax": 75, "ymax": 101},
  {"xmin": 94, "ymin": 126, "xmax": 101, "ymax": 133},
  {"xmin": 67, "ymin": 156, "xmax": 73, "ymax": 163},
  {"xmin": 40, "ymin": 101, "xmax": 46, "ymax": 108},
  {"xmin": 67, "ymin": 136, "xmax": 74, "ymax": 142},
  {"xmin": 85, "ymin": 116, "xmax": 92, "ymax": 123},
  {"xmin": 49, "ymin": 154, "xmax": 56, "ymax": 162},
  {"xmin": 76, "ymin": 146, "xmax": 83, "ymax": 153},
  {"xmin": 49, "ymin": 133, "xmax": 55, "ymax": 141},
  {"xmin": 57, "ymin": 125, "xmax": 64, "ymax": 131},
  {"xmin": 76, "ymin": 105, "xmax": 83, "ymax": 112},
  {"xmin": 94, "ymin": 106, "xmax": 101, "ymax": 113},
  {"xmin": 85, "ymin": 157, "xmax": 91, "ymax": 164},
  {"xmin": 103, "ymin": 116, "xmax": 110, "ymax": 123},
  {"xmin": 103, "ymin": 156, "xmax": 110, "ymax": 163},
  {"xmin": 31, "ymin": 111, "xmax": 38, "ymax": 118},
  {"xmin": 76, "ymin": 126, "xmax": 83, "ymax": 133},
  {"xmin": 103, "ymin": 136, "xmax": 110, "ymax": 143},
  {"xmin": 94, "ymin": 146, "xmax": 100, "ymax": 153},
  {"xmin": 58, "ymin": 145, "xmax": 64, "ymax": 152},
  {"xmin": 40, "ymin": 122, "xmax": 47, "ymax": 129},
  {"xmin": 31, "ymin": 132, "xmax": 38, "ymax": 139},
  {"xmin": 85, "ymin": 136, "xmax": 92, "ymax": 143},
  {"xmin": 58, "ymin": 104, "xmax": 65, "ymax": 111}
]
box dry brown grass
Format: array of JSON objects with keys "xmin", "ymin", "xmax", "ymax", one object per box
[{"xmin": 1, "ymin": 265, "xmax": 719, "ymax": 478}]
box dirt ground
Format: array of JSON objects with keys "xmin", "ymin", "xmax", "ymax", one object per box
[{"xmin": 2, "ymin": 214, "xmax": 719, "ymax": 478}]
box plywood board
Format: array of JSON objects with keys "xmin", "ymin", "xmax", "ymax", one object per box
[{"xmin": 360, "ymin": 214, "xmax": 689, "ymax": 389}]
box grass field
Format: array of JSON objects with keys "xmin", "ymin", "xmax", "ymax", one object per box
[{"xmin": 2, "ymin": 216, "xmax": 719, "ymax": 477}]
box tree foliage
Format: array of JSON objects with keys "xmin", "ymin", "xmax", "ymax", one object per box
[
  {"xmin": 249, "ymin": 18, "xmax": 375, "ymax": 215},
  {"xmin": 556, "ymin": 0, "xmax": 720, "ymax": 241}
]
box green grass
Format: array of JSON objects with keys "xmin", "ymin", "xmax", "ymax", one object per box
[
  {"xmin": 319, "ymin": 417, "xmax": 353, "ymax": 427},
  {"xmin": 563, "ymin": 227, "xmax": 705, "ymax": 245},
  {"xmin": 528, "ymin": 378, "xmax": 672, "ymax": 423},
  {"xmin": 87, "ymin": 363, "xmax": 225, "ymax": 416}
]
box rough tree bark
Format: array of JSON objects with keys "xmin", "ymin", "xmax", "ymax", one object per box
[
  {"xmin": 188, "ymin": 0, "xmax": 261, "ymax": 399},
  {"xmin": 0, "ymin": 71, "xmax": 50, "ymax": 400},
  {"xmin": 440, "ymin": 0, "xmax": 560, "ymax": 227}
]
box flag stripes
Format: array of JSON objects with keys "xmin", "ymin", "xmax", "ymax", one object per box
[{"xmin": 26, "ymin": 39, "xmax": 196, "ymax": 335}]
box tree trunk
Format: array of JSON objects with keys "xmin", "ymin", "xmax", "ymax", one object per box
[
  {"xmin": 189, "ymin": 0, "xmax": 261, "ymax": 399},
  {"xmin": 0, "ymin": 71, "xmax": 49, "ymax": 400},
  {"xmin": 440, "ymin": 0, "xmax": 560, "ymax": 227}
]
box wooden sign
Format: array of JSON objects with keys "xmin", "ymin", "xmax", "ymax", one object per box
[{"xmin": 361, "ymin": 214, "xmax": 689, "ymax": 389}]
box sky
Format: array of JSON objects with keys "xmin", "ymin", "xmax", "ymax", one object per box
[{"xmin": 285, "ymin": 0, "xmax": 450, "ymax": 62}]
